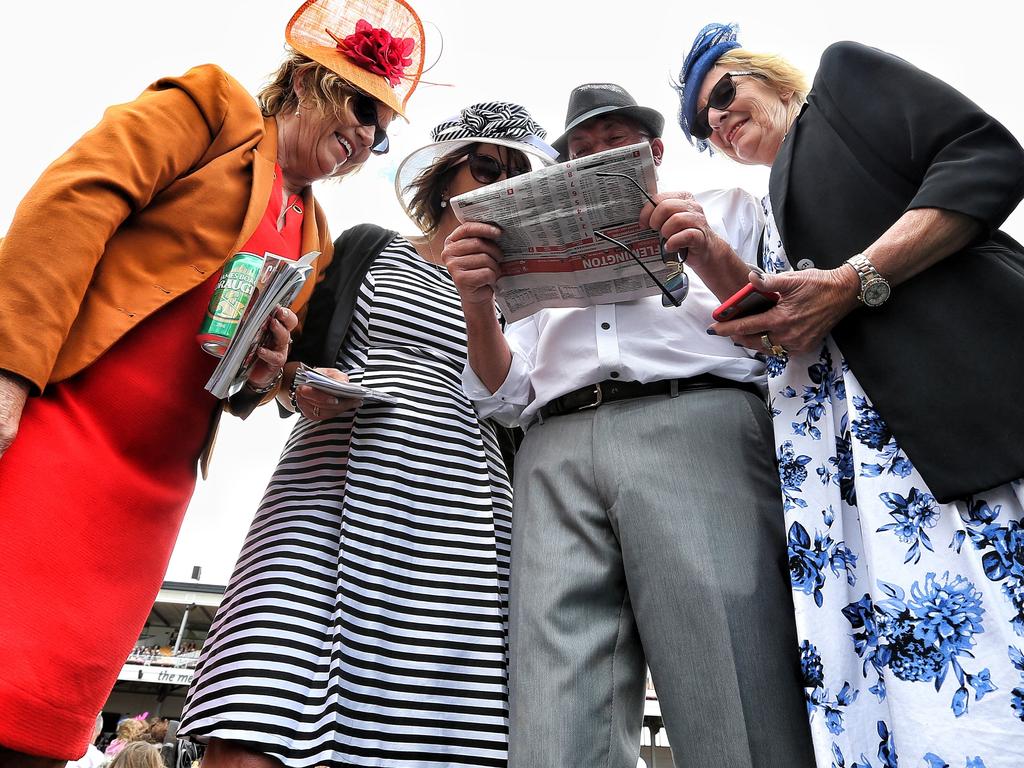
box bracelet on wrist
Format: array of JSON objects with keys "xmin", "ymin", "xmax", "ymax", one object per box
[
  {"xmin": 289, "ymin": 375, "xmax": 300, "ymax": 412},
  {"xmin": 245, "ymin": 367, "xmax": 283, "ymax": 395}
]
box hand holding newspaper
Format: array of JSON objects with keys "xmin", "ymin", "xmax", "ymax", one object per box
[
  {"xmin": 205, "ymin": 251, "xmax": 319, "ymax": 399},
  {"xmin": 293, "ymin": 363, "xmax": 398, "ymax": 405},
  {"xmin": 450, "ymin": 142, "xmax": 668, "ymax": 322}
]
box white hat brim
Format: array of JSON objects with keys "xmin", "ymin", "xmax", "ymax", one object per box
[{"xmin": 394, "ymin": 137, "xmax": 557, "ymax": 221}]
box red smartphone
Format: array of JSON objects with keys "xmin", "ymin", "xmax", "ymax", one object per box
[{"xmin": 712, "ymin": 283, "xmax": 781, "ymax": 322}]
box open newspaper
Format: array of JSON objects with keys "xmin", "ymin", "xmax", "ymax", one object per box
[
  {"xmin": 205, "ymin": 251, "xmax": 319, "ymax": 399},
  {"xmin": 293, "ymin": 363, "xmax": 398, "ymax": 405},
  {"xmin": 450, "ymin": 142, "xmax": 666, "ymax": 322}
]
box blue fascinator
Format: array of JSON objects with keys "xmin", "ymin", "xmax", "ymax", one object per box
[{"xmin": 676, "ymin": 22, "xmax": 741, "ymax": 152}]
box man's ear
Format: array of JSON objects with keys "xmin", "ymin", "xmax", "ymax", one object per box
[{"xmin": 650, "ymin": 137, "xmax": 665, "ymax": 166}]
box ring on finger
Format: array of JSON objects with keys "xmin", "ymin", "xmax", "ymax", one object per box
[{"xmin": 761, "ymin": 332, "xmax": 788, "ymax": 358}]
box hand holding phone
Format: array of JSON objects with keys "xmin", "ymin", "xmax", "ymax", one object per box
[{"xmin": 712, "ymin": 283, "xmax": 781, "ymax": 322}]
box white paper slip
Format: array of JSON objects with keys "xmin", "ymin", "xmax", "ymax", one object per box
[{"xmin": 294, "ymin": 365, "xmax": 398, "ymax": 405}]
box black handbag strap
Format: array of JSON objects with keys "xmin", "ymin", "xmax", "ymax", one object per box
[{"xmin": 291, "ymin": 223, "xmax": 397, "ymax": 368}]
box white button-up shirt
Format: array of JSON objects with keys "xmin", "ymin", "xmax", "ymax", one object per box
[{"xmin": 464, "ymin": 187, "xmax": 766, "ymax": 427}]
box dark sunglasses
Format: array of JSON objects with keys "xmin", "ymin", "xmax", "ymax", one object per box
[
  {"xmin": 458, "ymin": 152, "xmax": 531, "ymax": 185},
  {"xmin": 594, "ymin": 171, "xmax": 688, "ymax": 307},
  {"xmin": 351, "ymin": 93, "xmax": 390, "ymax": 155},
  {"xmin": 692, "ymin": 71, "xmax": 758, "ymax": 141}
]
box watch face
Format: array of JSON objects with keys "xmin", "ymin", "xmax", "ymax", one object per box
[{"xmin": 863, "ymin": 280, "xmax": 891, "ymax": 307}]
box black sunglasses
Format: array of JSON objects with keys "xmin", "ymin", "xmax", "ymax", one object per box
[
  {"xmin": 457, "ymin": 151, "xmax": 531, "ymax": 185},
  {"xmin": 594, "ymin": 171, "xmax": 688, "ymax": 307},
  {"xmin": 351, "ymin": 93, "xmax": 390, "ymax": 155},
  {"xmin": 692, "ymin": 71, "xmax": 758, "ymax": 141}
]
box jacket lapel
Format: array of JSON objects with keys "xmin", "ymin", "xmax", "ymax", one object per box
[
  {"xmin": 767, "ymin": 103, "xmax": 806, "ymax": 257},
  {"xmin": 227, "ymin": 116, "xmax": 279, "ymax": 255}
]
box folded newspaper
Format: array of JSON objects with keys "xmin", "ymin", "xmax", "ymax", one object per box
[
  {"xmin": 205, "ymin": 251, "xmax": 319, "ymax": 399},
  {"xmin": 293, "ymin": 363, "xmax": 398, "ymax": 405},
  {"xmin": 450, "ymin": 142, "xmax": 667, "ymax": 322}
]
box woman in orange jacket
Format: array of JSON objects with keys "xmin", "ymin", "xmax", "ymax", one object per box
[{"xmin": 0, "ymin": 1, "xmax": 425, "ymax": 764}]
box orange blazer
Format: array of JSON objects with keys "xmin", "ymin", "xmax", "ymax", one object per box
[{"xmin": 0, "ymin": 64, "xmax": 333, "ymax": 394}]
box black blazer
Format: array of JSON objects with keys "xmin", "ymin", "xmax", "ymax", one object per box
[{"xmin": 769, "ymin": 41, "xmax": 1024, "ymax": 502}]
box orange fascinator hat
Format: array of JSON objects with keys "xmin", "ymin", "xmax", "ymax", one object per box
[{"xmin": 286, "ymin": 0, "xmax": 425, "ymax": 118}]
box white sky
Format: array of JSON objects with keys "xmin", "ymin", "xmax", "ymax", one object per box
[{"xmin": 3, "ymin": 1, "xmax": 1022, "ymax": 585}]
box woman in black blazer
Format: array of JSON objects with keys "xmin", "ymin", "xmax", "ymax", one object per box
[{"xmin": 661, "ymin": 22, "xmax": 1024, "ymax": 768}]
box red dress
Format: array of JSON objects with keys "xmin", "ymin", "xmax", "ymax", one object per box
[{"xmin": 0, "ymin": 171, "xmax": 303, "ymax": 760}]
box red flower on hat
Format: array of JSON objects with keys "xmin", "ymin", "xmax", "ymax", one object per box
[{"xmin": 327, "ymin": 20, "xmax": 415, "ymax": 87}]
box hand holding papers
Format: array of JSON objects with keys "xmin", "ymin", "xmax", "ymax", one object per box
[
  {"xmin": 205, "ymin": 251, "xmax": 319, "ymax": 399},
  {"xmin": 293, "ymin": 364, "xmax": 398, "ymax": 405},
  {"xmin": 449, "ymin": 142, "xmax": 677, "ymax": 321}
]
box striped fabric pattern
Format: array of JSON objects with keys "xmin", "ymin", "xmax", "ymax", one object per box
[
  {"xmin": 179, "ymin": 238, "xmax": 512, "ymax": 768},
  {"xmin": 431, "ymin": 101, "xmax": 547, "ymax": 143}
]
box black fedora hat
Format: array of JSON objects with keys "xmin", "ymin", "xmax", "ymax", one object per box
[{"xmin": 551, "ymin": 83, "xmax": 665, "ymax": 158}]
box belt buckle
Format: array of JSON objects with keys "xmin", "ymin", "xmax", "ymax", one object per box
[{"xmin": 577, "ymin": 382, "xmax": 604, "ymax": 410}]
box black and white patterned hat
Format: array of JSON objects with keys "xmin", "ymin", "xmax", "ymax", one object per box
[{"xmin": 395, "ymin": 101, "xmax": 557, "ymax": 219}]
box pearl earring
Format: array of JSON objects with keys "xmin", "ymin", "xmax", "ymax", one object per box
[
  {"xmin": 294, "ymin": 109, "xmax": 301, "ymax": 118},
  {"xmin": 440, "ymin": 199, "xmax": 448, "ymax": 208}
]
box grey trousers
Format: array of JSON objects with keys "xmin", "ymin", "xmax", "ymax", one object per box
[{"xmin": 508, "ymin": 388, "xmax": 815, "ymax": 768}]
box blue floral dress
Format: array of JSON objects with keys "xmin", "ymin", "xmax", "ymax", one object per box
[{"xmin": 762, "ymin": 197, "xmax": 1024, "ymax": 768}]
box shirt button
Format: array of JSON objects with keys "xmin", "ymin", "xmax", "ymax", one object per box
[
  {"xmin": 796, "ymin": 258, "xmax": 815, "ymax": 270},
  {"xmin": 609, "ymin": 371, "xmax": 620, "ymax": 379},
  {"xmin": 600, "ymin": 322, "xmax": 610, "ymax": 330}
]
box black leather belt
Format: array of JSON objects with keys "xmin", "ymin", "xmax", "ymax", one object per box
[{"xmin": 536, "ymin": 374, "xmax": 763, "ymax": 421}]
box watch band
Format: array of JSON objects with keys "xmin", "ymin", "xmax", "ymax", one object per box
[{"xmin": 846, "ymin": 253, "xmax": 891, "ymax": 306}]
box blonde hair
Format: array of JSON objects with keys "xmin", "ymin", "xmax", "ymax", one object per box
[
  {"xmin": 115, "ymin": 719, "xmax": 148, "ymax": 742},
  {"xmin": 715, "ymin": 48, "xmax": 810, "ymax": 106},
  {"xmin": 109, "ymin": 742, "xmax": 164, "ymax": 768},
  {"xmin": 258, "ymin": 49, "xmax": 358, "ymax": 118}
]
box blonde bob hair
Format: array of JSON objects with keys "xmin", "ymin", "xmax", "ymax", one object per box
[{"xmin": 714, "ymin": 48, "xmax": 810, "ymax": 106}]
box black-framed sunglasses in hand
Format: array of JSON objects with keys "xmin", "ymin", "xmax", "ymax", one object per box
[{"xmin": 594, "ymin": 172, "xmax": 689, "ymax": 307}]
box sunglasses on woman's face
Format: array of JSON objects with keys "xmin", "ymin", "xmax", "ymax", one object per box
[
  {"xmin": 351, "ymin": 93, "xmax": 390, "ymax": 155},
  {"xmin": 692, "ymin": 71, "xmax": 758, "ymax": 141},
  {"xmin": 459, "ymin": 152, "xmax": 531, "ymax": 185}
]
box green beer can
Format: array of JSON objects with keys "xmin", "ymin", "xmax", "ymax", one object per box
[{"xmin": 197, "ymin": 251, "xmax": 264, "ymax": 357}]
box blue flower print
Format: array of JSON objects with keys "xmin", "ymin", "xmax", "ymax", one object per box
[
  {"xmin": 850, "ymin": 396, "xmax": 913, "ymax": 479},
  {"xmin": 801, "ymin": 640, "xmax": 825, "ymax": 689},
  {"xmin": 782, "ymin": 344, "xmax": 843, "ymax": 440},
  {"xmin": 875, "ymin": 720, "xmax": 897, "ymax": 768},
  {"xmin": 817, "ymin": 413, "xmax": 857, "ymax": 507},
  {"xmin": 790, "ymin": 523, "xmax": 829, "ymax": 606},
  {"xmin": 779, "ymin": 440, "xmax": 812, "ymax": 511},
  {"xmin": 760, "ymin": 196, "xmax": 789, "ymax": 275},
  {"xmin": 1009, "ymin": 646, "xmax": 1024, "ymax": 721},
  {"xmin": 789, "ymin": 522, "xmax": 857, "ymax": 607},
  {"xmin": 829, "ymin": 740, "xmax": 875, "ymax": 768},
  {"xmin": 800, "ymin": 640, "xmax": 858, "ymax": 734},
  {"xmin": 850, "ymin": 396, "xmax": 891, "ymax": 450},
  {"xmin": 925, "ymin": 756, "xmax": 988, "ymax": 768},
  {"xmin": 908, "ymin": 572, "xmax": 984, "ymax": 657},
  {"xmin": 845, "ymin": 574, "xmax": 989, "ymax": 716},
  {"xmin": 951, "ymin": 498, "xmax": 1024, "ymax": 637},
  {"xmin": 877, "ymin": 487, "xmax": 939, "ymax": 564},
  {"xmin": 765, "ymin": 352, "xmax": 788, "ymax": 378}
]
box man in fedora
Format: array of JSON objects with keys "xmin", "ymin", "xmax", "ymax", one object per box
[{"xmin": 444, "ymin": 84, "xmax": 814, "ymax": 767}]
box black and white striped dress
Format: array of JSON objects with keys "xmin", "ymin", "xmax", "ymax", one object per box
[{"xmin": 179, "ymin": 237, "xmax": 513, "ymax": 768}]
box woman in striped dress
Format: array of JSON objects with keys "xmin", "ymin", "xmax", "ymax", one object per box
[{"xmin": 179, "ymin": 103, "xmax": 556, "ymax": 768}]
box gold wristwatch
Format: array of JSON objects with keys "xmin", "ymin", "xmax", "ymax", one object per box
[{"xmin": 845, "ymin": 253, "xmax": 891, "ymax": 307}]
